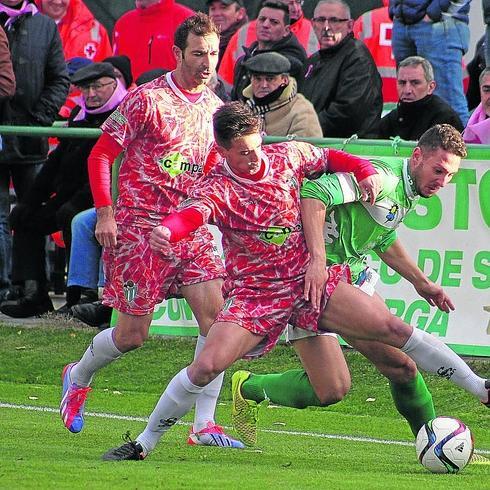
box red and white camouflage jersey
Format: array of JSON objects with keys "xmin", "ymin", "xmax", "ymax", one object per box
[
  {"xmin": 101, "ymin": 71, "xmax": 223, "ymax": 229},
  {"xmin": 181, "ymin": 141, "xmax": 333, "ymax": 286}
]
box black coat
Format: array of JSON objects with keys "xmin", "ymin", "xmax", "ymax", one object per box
[
  {"xmin": 23, "ymin": 107, "xmax": 117, "ymax": 215},
  {"xmin": 378, "ymin": 94, "xmax": 464, "ymax": 141},
  {"xmin": 231, "ymin": 32, "xmax": 307, "ymax": 101},
  {"xmin": 0, "ymin": 9, "xmax": 70, "ymax": 165},
  {"xmin": 302, "ymin": 34, "xmax": 382, "ymax": 138}
]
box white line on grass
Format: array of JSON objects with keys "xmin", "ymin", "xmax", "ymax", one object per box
[{"xmin": 1, "ymin": 401, "xmax": 489, "ymax": 455}]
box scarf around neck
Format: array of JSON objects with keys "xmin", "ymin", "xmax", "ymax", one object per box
[
  {"xmin": 0, "ymin": 1, "xmax": 38, "ymax": 29},
  {"xmin": 73, "ymin": 79, "xmax": 128, "ymax": 122}
]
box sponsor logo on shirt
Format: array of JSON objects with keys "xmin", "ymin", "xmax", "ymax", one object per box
[
  {"xmin": 157, "ymin": 152, "xmax": 203, "ymax": 178},
  {"xmin": 385, "ymin": 204, "xmax": 399, "ymax": 222},
  {"xmin": 258, "ymin": 224, "xmax": 301, "ymax": 246}
]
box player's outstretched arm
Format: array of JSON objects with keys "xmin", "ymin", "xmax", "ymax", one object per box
[
  {"xmin": 378, "ymin": 239, "xmax": 455, "ymax": 313},
  {"xmin": 301, "ymin": 198, "xmax": 329, "ymax": 311}
]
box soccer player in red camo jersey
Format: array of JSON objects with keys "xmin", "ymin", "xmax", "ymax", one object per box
[
  {"xmin": 59, "ymin": 14, "xmax": 244, "ymax": 449},
  {"xmin": 101, "ymin": 101, "xmax": 383, "ymax": 460}
]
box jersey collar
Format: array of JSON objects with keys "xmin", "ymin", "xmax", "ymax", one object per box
[
  {"xmin": 166, "ymin": 72, "xmax": 206, "ymax": 104},
  {"xmin": 402, "ymin": 158, "xmax": 418, "ymax": 200}
]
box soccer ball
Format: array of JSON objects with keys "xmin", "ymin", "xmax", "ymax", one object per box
[{"xmin": 415, "ymin": 417, "xmax": 474, "ymax": 474}]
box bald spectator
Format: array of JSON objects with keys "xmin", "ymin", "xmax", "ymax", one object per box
[
  {"xmin": 303, "ymin": 0, "xmax": 382, "ymax": 138},
  {"xmin": 35, "ymin": 0, "xmax": 112, "ymax": 61},
  {"xmin": 463, "ymin": 68, "xmax": 490, "ymax": 144},
  {"xmin": 112, "ymin": 0, "xmax": 194, "ymax": 79},
  {"xmin": 242, "ymin": 51, "xmax": 322, "ymax": 137},
  {"xmin": 207, "ymin": 0, "xmax": 247, "ymax": 68},
  {"xmin": 379, "ymin": 56, "xmax": 463, "ymax": 141},
  {"xmin": 231, "ymin": 1, "xmax": 306, "ymax": 101}
]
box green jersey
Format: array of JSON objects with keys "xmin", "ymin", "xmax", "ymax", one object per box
[{"xmin": 301, "ymin": 158, "xmax": 419, "ymax": 282}]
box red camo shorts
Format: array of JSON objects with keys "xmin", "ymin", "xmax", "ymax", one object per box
[
  {"xmin": 102, "ymin": 224, "xmax": 226, "ymax": 315},
  {"xmin": 214, "ymin": 264, "xmax": 348, "ymax": 359}
]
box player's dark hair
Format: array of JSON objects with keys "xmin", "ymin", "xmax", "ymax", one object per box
[
  {"xmin": 174, "ymin": 12, "xmax": 220, "ymax": 52},
  {"xmin": 260, "ymin": 1, "xmax": 290, "ymax": 25},
  {"xmin": 213, "ymin": 102, "xmax": 261, "ymax": 149},
  {"xmin": 418, "ymin": 124, "xmax": 467, "ymax": 158}
]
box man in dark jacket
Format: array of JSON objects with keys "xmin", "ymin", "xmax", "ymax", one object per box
[
  {"xmin": 1, "ymin": 63, "xmax": 127, "ymax": 318},
  {"xmin": 379, "ymin": 56, "xmax": 463, "ymax": 141},
  {"xmin": 303, "ymin": 0, "xmax": 382, "ymax": 138},
  {"xmin": 231, "ymin": 0, "xmax": 306, "ymax": 101},
  {"xmin": 0, "ymin": 0, "xmax": 70, "ymax": 301}
]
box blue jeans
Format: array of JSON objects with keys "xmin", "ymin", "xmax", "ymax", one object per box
[
  {"xmin": 67, "ymin": 208, "xmax": 104, "ymax": 289},
  {"xmin": 392, "ymin": 17, "xmax": 470, "ymax": 125},
  {"xmin": 0, "ymin": 164, "xmax": 42, "ymax": 290}
]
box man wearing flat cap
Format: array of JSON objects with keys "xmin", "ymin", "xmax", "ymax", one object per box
[
  {"xmin": 242, "ymin": 52, "xmax": 322, "ymax": 137},
  {"xmin": 1, "ymin": 62, "xmax": 128, "ymax": 318},
  {"xmin": 207, "ymin": 0, "xmax": 248, "ymax": 68}
]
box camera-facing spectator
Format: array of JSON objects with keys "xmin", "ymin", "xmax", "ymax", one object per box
[
  {"xmin": 242, "ymin": 51, "xmax": 322, "ymax": 137},
  {"xmin": 230, "ymin": 1, "xmax": 307, "ymax": 101},
  {"xmin": 207, "ymin": 0, "xmax": 247, "ymax": 69},
  {"xmin": 303, "ymin": 0, "xmax": 382, "ymax": 138},
  {"xmin": 379, "ymin": 56, "xmax": 463, "ymax": 141}
]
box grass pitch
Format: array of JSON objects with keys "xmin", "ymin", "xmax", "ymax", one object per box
[{"xmin": 0, "ymin": 325, "xmax": 488, "ymax": 489}]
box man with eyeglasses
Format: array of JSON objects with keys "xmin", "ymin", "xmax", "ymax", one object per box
[
  {"xmin": 1, "ymin": 62, "xmax": 127, "ymax": 318},
  {"xmin": 218, "ymin": 0, "xmax": 318, "ymax": 92},
  {"xmin": 303, "ymin": 0, "xmax": 382, "ymax": 139}
]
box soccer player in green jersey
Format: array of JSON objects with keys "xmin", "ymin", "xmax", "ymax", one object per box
[{"xmin": 232, "ymin": 124, "xmax": 489, "ymax": 444}]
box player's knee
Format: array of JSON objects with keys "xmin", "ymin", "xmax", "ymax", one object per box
[
  {"xmin": 114, "ymin": 329, "xmax": 147, "ymax": 352},
  {"xmin": 384, "ymin": 358, "xmax": 418, "ymax": 384},
  {"xmin": 191, "ymin": 356, "xmax": 221, "ymax": 386},
  {"xmin": 379, "ymin": 314, "xmax": 411, "ymax": 343},
  {"xmin": 315, "ymin": 377, "xmax": 351, "ymax": 406}
]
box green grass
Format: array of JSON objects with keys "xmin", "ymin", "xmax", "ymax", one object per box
[{"xmin": 0, "ymin": 324, "xmax": 489, "ymax": 489}]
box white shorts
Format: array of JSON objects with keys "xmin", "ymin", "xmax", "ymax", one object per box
[{"xmin": 285, "ymin": 267, "xmax": 379, "ymax": 342}]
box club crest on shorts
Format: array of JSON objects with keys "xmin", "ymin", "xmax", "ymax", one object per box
[{"xmin": 123, "ymin": 280, "xmax": 137, "ymax": 303}]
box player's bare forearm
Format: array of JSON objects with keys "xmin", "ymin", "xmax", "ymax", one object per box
[
  {"xmin": 378, "ymin": 239, "xmax": 428, "ymax": 286},
  {"xmin": 300, "ymin": 198, "xmax": 328, "ymax": 310},
  {"xmin": 95, "ymin": 206, "xmax": 117, "ymax": 248},
  {"xmin": 378, "ymin": 239, "xmax": 454, "ymax": 312},
  {"xmin": 300, "ymin": 198, "xmax": 327, "ymax": 262}
]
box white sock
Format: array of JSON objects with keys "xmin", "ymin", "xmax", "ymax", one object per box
[
  {"xmin": 137, "ymin": 367, "xmax": 204, "ymax": 454},
  {"xmin": 70, "ymin": 328, "xmax": 122, "ymax": 387},
  {"xmin": 401, "ymin": 327, "xmax": 487, "ymax": 400},
  {"xmin": 193, "ymin": 335, "xmax": 225, "ymax": 432}
]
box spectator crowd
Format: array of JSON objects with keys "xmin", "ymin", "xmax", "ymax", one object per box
[{"xmin": 0, "ymin": 0, "xmax": 485, "ymax": 322}]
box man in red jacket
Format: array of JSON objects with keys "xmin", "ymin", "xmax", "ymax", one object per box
[
  {"xmin": 113, "ymin": 0, "xmax": 194, "ymax": 79},
  {"xmin": 36, "ymin": 0, "xmax": 112, "ymax": 61}
]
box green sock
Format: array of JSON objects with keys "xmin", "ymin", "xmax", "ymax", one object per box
[
  {"xmin": 241, "ymin": 369, "xmax": 322, "ymax": 409},
  {"xmin": 389, "ymin": 372, "xmax": 436, "ymax": 437}
]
